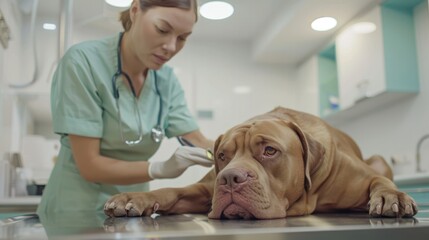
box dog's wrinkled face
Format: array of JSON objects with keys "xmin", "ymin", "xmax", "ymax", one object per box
[{"xmin": 208, "ymin": 119, "xmax": 310, "ymax": 219}]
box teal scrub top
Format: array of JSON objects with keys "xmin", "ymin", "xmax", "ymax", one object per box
[{"xmin": 37, "ymin": 33, "xmax": 199, "ymax": 215}]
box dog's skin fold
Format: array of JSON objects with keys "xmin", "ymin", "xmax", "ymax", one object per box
[{"xmin": 104, "ymin": 107, "xmax": 417, "ymax": 219}]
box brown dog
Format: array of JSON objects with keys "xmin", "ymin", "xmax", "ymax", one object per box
[{"xmin": 104, "ymin": 107, "xmax": 417, "ymax": 219}]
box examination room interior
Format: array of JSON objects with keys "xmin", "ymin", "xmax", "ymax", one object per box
[{"xmin": 0, "ymin": 0, "xmax": 429, "ymax": 224}]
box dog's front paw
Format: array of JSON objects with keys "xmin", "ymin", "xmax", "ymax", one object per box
[
  {"xmin": 368, "ymin": 189, "xmax": 418, "ymax": 218},
  {"xmin": 104, "ymin": 192, "xmax": 159, "ymax": 218}
]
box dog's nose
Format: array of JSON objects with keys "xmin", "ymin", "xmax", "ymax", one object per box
[{"xmin": 219, "ymin": 168, "xmax": 248, "ymax": 188}]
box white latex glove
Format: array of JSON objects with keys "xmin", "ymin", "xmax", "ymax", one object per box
[{"xmin": 148, "ymin": 146, "xmax": 214, "ymax": 179}]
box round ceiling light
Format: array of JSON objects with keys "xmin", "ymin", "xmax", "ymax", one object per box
[
  {"xmin": 351, "ymin": 22, "xmax": 377, "ymax": 34},
  {"xmin": 200, "ymin": 1, "xmax": 234, "ymax": 20},
  {"xmin": 105, "ymin": 0, "xmax": 132, "ymax": 8},
  {"xmin": 311, "ymin": 17, "xmax": 337, "ymax": 31}
]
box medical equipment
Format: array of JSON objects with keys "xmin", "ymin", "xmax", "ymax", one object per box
[
  {"xmin": 112, "ymin": 32, "xmax": 164, "ymax": 145},
  {"xmin": 177, "ymin": 136, "xmax": 195, "ymax": 147},
  {"xmin": 176, "ymin": 136, "xmax": 214, "ymax": 160}
]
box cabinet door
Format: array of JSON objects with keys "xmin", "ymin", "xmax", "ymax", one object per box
[
  {"xmin": 336, "ymin": 6, "xmax": 386, "ymax": 110},
  {"xmin": 399, "ymin": 186, "xmax": 429, "ymax": 210}
]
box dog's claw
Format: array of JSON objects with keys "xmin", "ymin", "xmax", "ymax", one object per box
[
  {"xmin": 405, "ymin": 204, "xmax": 412, "ymax": 215},
  {"xmin": 153, "ymin": 203, "xmax": 160, "ymax": 212},
  {"xmin": 125, "ymin": 202, "xmax": 133, "ymax": 210},
  {"xmin": 376, "ymin": 204, "xmax": 382, "ymax": 215},
  {"xmin": 392, "ymin": 203, "xmax": 399, "ymax": 213}
]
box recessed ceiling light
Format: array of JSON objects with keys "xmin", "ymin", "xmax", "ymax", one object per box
[
  {"xmin": 311, "ymin": 17, "xmax": 337, "ymax": 31},
  {"xmin": 351, "ymin": 22, "xmax": 376, "ymax": 34},
  {"xmin": 200, "ymin": 1, "xmax": 234, "ymax": 20},
  {"xmin": 105, "ymin": 0, "xmax": 132, "ymax": 8},
  {"xmin": 43, "ymin": 23, "xmax": 56, "ymax": 30}
]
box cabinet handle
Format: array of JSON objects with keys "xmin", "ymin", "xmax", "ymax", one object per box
[{"xmin": 355, "ymin": 96, "xmax": 371, "ymax": 104}]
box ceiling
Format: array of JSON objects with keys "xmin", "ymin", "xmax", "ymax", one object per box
[
  {"xmin": 12, "ymin": 0, "xmax": 395, "ymax": 124},
  {"xmin": 31, "ymin": 0, "xmax": 383, "ymax": 66}
]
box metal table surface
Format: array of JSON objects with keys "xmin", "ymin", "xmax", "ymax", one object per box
[{"xmin": 1, "ymin": 210, "xmax": 429, "ymax": 240}]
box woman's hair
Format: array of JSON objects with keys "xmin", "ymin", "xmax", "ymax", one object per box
[{"xmin": 120, "ymin": 0, "xmax": 198, "ymax": 31}]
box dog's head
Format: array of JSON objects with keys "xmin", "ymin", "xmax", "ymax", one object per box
[{"xmin": 208, "ymin": 119, "xmax": 325, "ymax": 219}]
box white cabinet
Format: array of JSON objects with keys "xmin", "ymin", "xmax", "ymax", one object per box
[
  {"xmin": 328, "ymin": 4, "xmax": 420, "ymax": 125},
  {"xmin": 336, "ymin": 6, "xmax": 386, "ymax": 110}
]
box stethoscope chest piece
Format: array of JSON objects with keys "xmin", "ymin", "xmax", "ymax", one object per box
[{"xmin": 151, "ymin": 125, "xmax": 164, "ymax": 143}]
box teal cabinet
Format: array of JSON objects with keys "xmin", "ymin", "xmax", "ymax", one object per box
[
  {"xmin": 398, "ymin": 185, "xmax": 429, "ymax": 210},
  {"xmin": 395, "ymin": 174, "xmax": 429, "ymax": 210},
  {"xmin": 321, "ymin": 1, "xmax": 423, "ymax": 124},
  {"xmin": 318, "ymin": 44, "xmax": 339, "ymax": 118}
]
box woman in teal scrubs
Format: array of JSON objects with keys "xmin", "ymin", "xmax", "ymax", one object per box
[{"xmin": 37, "ymin": 0, "xmax": 213, "ymax": 215}]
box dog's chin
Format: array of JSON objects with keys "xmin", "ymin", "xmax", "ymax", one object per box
[{"xmin": 220, "ymin": 204, "xmax": 255, "ymax": 220}]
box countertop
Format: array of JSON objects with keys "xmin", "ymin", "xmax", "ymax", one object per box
[
  {"xmin": 0, "ymin": 196, "xmax": 40, "ymax": 213},
  {"xmin": 394, "ymin": 172, "xmax": 429, "ymax": 187},
  {"xmin": 0, "ymin": 173, "xmax": 427, "ymax": 239},
  {"xmin": 0, "ymin": 196, "xmax": 41, "ymax": 205},
  {"xmin": 1, "ymin": 210, "xmax": 429, "ymax": 240}
]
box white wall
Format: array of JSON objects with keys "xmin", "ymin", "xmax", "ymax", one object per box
[
  {"xmin": 1, "ymin": 0, "xmax": 19, "ymax": 153},
  {"xmin": 335, "ymin": 2, "xmax": 429, "ymax": 173},
  {"xmin": 0, "ymin": 0, "xmax": 25, "ymax": 198},
  {"xmin": 0, "ymin": 1, "xmax": 6, "ymax": 198},
  {"xmin": 173, "ymin": 39, "xmax": 297, "ymax": 138},
  {"xmin": 150, "ymin": 40, "xmax": 298, "ymax": 189},
  {"xmin": 3, "ymin": 1, "xmax": 427, "ymax": 193},
  {"xmin": 295, "ymin": 56, "xmax": 319, "ymax": 115},
  {"xmin": 2, "ymin": 13, "xmax": 299, "ymax": 189}
]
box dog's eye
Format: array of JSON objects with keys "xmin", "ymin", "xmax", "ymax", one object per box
[
  {"xmin": 218, "ymin": 152, "xmax": 225, "ymax": 161},
  {"xmin": 263, "ymin": 146, "xmax": 277, "ymax": 156}
]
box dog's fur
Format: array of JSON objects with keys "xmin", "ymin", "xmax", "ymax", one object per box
[{"xmin": 104, "ymin": 107, "xmax": 417, "ymax": 219}]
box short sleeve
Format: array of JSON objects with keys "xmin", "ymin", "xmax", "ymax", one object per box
[
  {"xmin": 51, "ymin": 48, "xmax": 104, "ymax": 138},
  {"xmin": 163, "ymin": 70, "xmax": 199, "ymax": 138}
]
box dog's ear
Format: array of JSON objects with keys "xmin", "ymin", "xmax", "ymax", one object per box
[
  {"xmin": 213, "ymin": 134, "xmax": 224, "ymax": 174},
  {"xmin": 287, "ymin": 122, "xmax": 325, "ymax": 191}
]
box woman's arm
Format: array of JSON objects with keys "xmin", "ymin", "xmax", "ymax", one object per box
[
  {"xmin": 181, "ymin": 130, "xmax": 214, "ymax": 150},
  {"xmin": 69, "ymin": 134, "xmax": 152, "ymax": 185}
]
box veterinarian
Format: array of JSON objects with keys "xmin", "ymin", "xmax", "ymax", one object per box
[{"xmin": 37, "ymin": 0, "xmax": 213, "ymax": 216}]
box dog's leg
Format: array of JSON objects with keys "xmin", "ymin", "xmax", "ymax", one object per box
[
  {"xmin": 104, "ymin": 171, "xmax": 215, "ymax": 218},
  {"xmin": 104, "ymin": 181, "xmax": 213, "ymax": 217},
  {"xmin": 368, "ymin": 176, "xmax": 418, "ymax": 217},
  {"xmin": 366, "ymin": 155, "xmax": 393, "ymax": 180}
]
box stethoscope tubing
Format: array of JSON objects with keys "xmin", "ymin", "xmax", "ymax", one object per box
[{"xmin": 112, "ymin": 32, "xmax": 164, "ymax": 144}]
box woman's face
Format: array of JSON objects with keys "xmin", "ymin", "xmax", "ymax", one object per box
[{"xmin": 128, "ymin": 3, "xmax": 196, "ymax": 70}]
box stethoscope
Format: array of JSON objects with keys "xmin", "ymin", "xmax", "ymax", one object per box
[{"xmin": 112, "ymin": 32, "xmax": 164, "ymax": 145}]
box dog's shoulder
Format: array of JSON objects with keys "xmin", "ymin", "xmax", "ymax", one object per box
[{"xmin": 268, "ymin": 107, "xmax": 322, "ymax": 125}]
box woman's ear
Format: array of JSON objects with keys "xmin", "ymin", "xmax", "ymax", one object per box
[{"xmin": 129, "ymin": 0, "xmax": 139, "ymax": 23}]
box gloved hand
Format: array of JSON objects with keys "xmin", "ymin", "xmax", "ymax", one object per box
[{"xmin": 148, "ymin": 146, "xmax": 214, "ymax": 179}]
